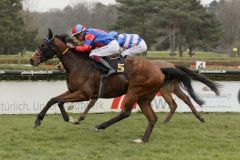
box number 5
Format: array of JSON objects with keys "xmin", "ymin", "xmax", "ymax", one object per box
[{"xmin": 117, "ymin": 63, "xmax": 124, "ymax": 72}]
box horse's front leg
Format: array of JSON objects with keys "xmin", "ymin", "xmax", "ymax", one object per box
[
  {"xmin": 57, "ymin": 90, "xmax": 91, "ymax": 124},
  {"xmin": 78, "ymin": 99, "xmax": 98, "ymax": 122},
  {"xmin": 34, "ymin": 91, "xmax": 71, "ymax": 128},
  {"xmin": 61, "ymin": 99, "xmax": 98, "ymax": 125}
]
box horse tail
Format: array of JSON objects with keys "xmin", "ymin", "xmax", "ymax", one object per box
[
  {"xmin": 161, "ymin": 68, "xmax": 205, "ymax": 106},
  {"xmin": 175, "ymin": 65, "xmax": 220, "ymax": 96}
]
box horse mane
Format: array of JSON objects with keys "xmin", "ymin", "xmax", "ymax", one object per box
[
  {"xmin": 55, "ymin": 34, "xmax": 91, "ymax": 60},
  {"xmin": 56, "ymin": 34, "xmax": 73, "ymax": 44}
]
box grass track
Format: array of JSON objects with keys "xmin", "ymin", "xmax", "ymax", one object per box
[{"xmin": 0, "ymin": 113, "xmax": 240, "ymax": 160}]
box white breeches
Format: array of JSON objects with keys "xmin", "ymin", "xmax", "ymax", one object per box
[
  {"xmin": 89, "ymin": 40, "xmax": 120, "ymax": 57},
  {"xmin": 121, "ymin": 40, "xmax": 147, "ymax": 57}
]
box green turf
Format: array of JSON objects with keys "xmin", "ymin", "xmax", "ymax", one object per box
[
  {"xmin": 146, "ymin": 51, "xmax": 238, "ymax": 60},
  {"xmin": 0, "ymin": 113, "xmax": 240, "ymax": 160}
]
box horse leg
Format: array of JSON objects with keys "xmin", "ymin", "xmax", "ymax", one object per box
[
  {"xmin": 57, "ymin": 90, "xmax": 92, "ymax": 124},
  {"xmin": 159, "ymin": 82, "xmax": 178, "ymax": 123},
  {"xmin": 68, "ymin": 99, "xmax": 98, "ymax": 125},
  {"xmin": 78, "ymin": 99, "xmax": 98, "ymax": 122},
  {"xmin": 93, "ymin": 93, "xmax": 137, "ymax": 131},
  {"xmin": 161, "ymin": 92, "xmax": 177, "ymax": 124},
  {"xmin": 134, "ymin": 100, "xmax": 157, "ymax": 144},
  {"xmin": 174, "ymin": 85, "xmax": 205, "ymax": 123},
  {"xmin": 34, "ymin": 91, "xmax": 71, "ymax": 128}
]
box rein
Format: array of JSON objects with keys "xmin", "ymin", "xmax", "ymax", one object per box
[{"xmin": 62, "ymin": 47, "xmax": 69, "ymax": 55}]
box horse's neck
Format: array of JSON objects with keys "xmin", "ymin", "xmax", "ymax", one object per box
[
  {"xmin": 53, "ymin": 36, "xmax": 94, "ymax": 73},
  {"xmin": 59, "ymin": 56, "xmax": 75, "ymax": 73},
  {"xmin": 58, "ymin": 51, "xmax": 93, "ymax": 73}
]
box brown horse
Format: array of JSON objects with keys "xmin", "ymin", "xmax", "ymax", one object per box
[
  {"xmin": 152, "ymin": 60, "xmax": 220, "ymax": 123},
  {"xmin": 30, "ymin": 29, "xmax": 204, "ymax": 143},
  {"xmin": 57, "ymin": 60, "xmax": 219, "ymax": 124}
]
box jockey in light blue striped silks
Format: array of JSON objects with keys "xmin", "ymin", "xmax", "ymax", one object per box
[{"xmin": 109, "ymin": 31, "xmax": 147, "ymax": 58}]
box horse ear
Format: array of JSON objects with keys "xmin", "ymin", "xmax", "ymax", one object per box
[{"xmin": 48, "ymin": 28, "xmax": 53, "ymax": 40}]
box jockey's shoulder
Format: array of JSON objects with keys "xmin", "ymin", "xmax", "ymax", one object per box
[{"xmin": 87, "ymin": 28, "xmax": 107, "ymax": 34}]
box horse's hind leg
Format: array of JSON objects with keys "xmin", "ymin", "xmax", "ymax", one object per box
[
  {"xmin": 159, "ymin": 82, "xmax": 177, "ymax": 123},
  {"xmin": 134, "ymin": 99, "xmax": 157, "ymax": 144},
  {"xmin": 174, "ymin": 85, "xmax": 205, "ymax": 123},
  {"xmin": 93, "ymin": 108, "xmax": 132, "ymax": 131},
  {"xmin": 161, "ymin": 92, "xmax": 177, "ymax": 124},
  {"xmin": 93, "ymin": 93, "xmax": 137, "ymax": 131}
]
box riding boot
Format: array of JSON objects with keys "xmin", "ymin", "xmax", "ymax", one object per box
[{"xmin": 99, "ymin": 58, "xmax": 115, "ymax": 77}]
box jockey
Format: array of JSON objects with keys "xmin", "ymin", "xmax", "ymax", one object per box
[
  {"xmin": 69, "ymin": 24, "xmax": 120, "ymax": 77},
  {"xmin": 109, "ymin": 31, "xmax": 147, "ymax": 58}
]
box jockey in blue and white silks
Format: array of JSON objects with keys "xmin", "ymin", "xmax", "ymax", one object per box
[{"xmin": 109, "ymin": 31, "xmax": 147, "ymax": 58}]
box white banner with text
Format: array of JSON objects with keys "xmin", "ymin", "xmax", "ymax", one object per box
[{"xmin": 0, "ymin": 81, "xmax": 239, "ymax": 114}]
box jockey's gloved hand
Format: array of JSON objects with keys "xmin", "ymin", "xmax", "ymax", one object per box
[{"xmin": 66, "ymin": 43, "xmax": 75, "ymax": 48}]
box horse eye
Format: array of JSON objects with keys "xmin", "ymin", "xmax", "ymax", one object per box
[{"xmin": 40, "ymin": 41, "xmax": 49, "ymax": 49}]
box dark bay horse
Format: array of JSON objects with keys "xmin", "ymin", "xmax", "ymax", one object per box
[
  {"xmin": 57, "ymin": 60, "xmax": 219, "ymax": 124},
  {"xmin": 30, "ymin": 29, "xmax": 204, "ymax": 143}
]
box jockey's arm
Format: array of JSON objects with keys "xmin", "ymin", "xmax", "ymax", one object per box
[{"xmin": 75, "ymin": 34, "xmax": 94, "ymax": 52}]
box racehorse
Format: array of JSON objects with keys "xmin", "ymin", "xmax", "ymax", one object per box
[
  {"xmin": 30, "ymin": 29, "xmax": 205, "ymax": 143},
  {"xmin": 57, "ymin": 59, "xmax": 220, "ymax": 124}
]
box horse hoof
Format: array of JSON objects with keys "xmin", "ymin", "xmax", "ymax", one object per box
[
  {"xmin": 79, "ymin": 116, "xmax": 85, "ymax": 121},
  {"xmin": 91, "ymin": 127, "xmax": 100, "ymax": 132},
  {"xmin": 200, "ymin": 118, "xmax": 205, "ymax": 123},
  {"xmin": 163, "ymin": 120, "xmax": 170, "ymax": 124},
  {"xmin": 133, "ymin": 139, "xmax": 145, "ymax": 144},
  {"xmin": 69, "ymin": 116, "xmax": 79, "ymax": 124},
  {"xmin": 73, "ymin": 121, "xmax": 80, "ymax": 125},
  {"xmin": 34, "ymin": 118, "xmax": 41, "ymax": 128}
]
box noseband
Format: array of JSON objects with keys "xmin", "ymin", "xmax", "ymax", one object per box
[{"xmin": 33, "ymin": 36, "xmax": 69, "ymax": 64}]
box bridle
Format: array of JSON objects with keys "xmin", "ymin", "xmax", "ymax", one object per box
[
  {"xmin": 44, "ymin": 36, "xmax": 69, "ymax": 55},
  {"xmin": 43, "ymin": 36, "xmax": 57, "ymax": 52},
  {"xmin": 32, "ymin": 35, "xmax": 70, "ymax": 65},
  {"xmin": 32, "ymin": 37, "xmax": 57, "ymax": 64}
]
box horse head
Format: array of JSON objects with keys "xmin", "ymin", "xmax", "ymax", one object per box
[{"xmin": 30, "ymin": 29, "xmax": 69, "ymax": 66}]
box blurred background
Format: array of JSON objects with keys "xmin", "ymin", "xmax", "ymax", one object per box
[
  {"xmin": 0, "ymin": 0, "xmax": 239, "ymax": 72},
  {"xmin": 1, "ymin": 2, "xmax": 240, "ymax": 159}
]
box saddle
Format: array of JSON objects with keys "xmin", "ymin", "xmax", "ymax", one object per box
[
  {"xmin": 92, "ymin": 55, "xmax": 125, "ymax": 76},
  {"xmin": 92, "ymin": 55, "xmax": 126, "ymax": 98}
]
